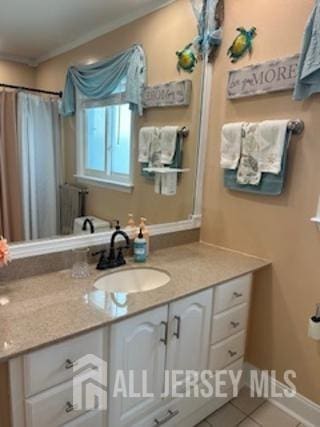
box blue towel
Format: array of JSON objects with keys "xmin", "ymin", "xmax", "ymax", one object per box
[
  {"xmin": 294, "ymin": 0, "xmax": 320, "ymax": 100},
  {"xmin": 224, "ymin": 132, "xmax": 291, "ymax": 196}
]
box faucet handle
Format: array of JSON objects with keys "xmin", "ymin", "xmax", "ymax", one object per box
[
  {"xmin": 116, "ymin": 247, "xmax": 126, "ymax": 266},
  {"xmin": 93, "ymin": 250, "xmax": 110, "ymax": 270},
  {"xmin": 116, "ymin": 243, "xmax": 131, "ymax": 266}
]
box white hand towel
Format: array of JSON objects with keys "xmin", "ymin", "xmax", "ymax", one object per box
[
  {"xmin": 257, "ymin": 120, "xmax": 289, "ymax": 174},
  {"xmin": 160, "ymin": 126, "xmax": 179, "ymax": 165},
  {"xmin": 220, "ymin": 123, "xmax": 244, "ymax": 169},
  {"xmin": 149, "ymin": 127, "xmax": 162, "ymax": 167},
  {"xmin": 237, "ymin": 123, "xmax": 262, "ymax": 186},
  {"xmin": 138, "ymin": 127, "xmax": 156, "ymax": 163}
]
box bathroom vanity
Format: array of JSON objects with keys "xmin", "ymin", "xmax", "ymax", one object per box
[{"xmin": 1, "ymin": 243, "xmax": 269, "ymax": 427}]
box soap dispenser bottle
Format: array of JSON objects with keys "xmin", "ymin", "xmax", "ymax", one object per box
[
  {"xmin": 125, "ymin": 213, "xmax": 137, "ymax": 240},
  {"xmin": 139, "ymin": 217, "xmax": 150, "ymax": 256},
  {"xmin": 134, "ymin": 228, "xmax": 147, "ymax": 263}
]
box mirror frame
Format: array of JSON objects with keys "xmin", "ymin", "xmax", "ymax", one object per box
[{"xmin": 9, "ymin": 61, "xmax": 213, "ymax": 260}]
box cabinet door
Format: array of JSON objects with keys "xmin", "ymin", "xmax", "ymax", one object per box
[
  {"xmin": 166, "ymin": 289, "xmax": 213, "ymax": 385},
  {"xmin": 109, "ymin": 305, "xmax": 168, "ymax": 427}
]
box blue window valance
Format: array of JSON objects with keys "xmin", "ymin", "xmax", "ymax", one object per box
[{"xmin": 60, "ymin": 44, "xmax": 146, "ymax": 117}]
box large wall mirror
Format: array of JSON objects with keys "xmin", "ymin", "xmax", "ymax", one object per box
[{"xmin": 0, "ymin": 0, "xmax": 206, "ymax": 252}]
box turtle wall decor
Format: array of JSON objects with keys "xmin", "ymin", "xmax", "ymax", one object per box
[
  {"xmin": 176, "ymin": 43, "xmax": 198, "ymax": 73},
  {"xmin": 227, "ymin": 27, "xmax": 257, "ymax": 63}
]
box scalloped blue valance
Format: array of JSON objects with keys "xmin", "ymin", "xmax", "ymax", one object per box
[
  {"xmin": 191, "ymin": 0, "xmax": 222, "ymax": 57},
  {"xmin": 61, "ymin": 44, "xmax": 146, "ymax": 117}
]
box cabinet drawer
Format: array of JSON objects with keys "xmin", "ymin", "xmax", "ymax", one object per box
[
  {"xmin": 211, "ymin": 304, "xmax": 248, "ymax": 344},
  {"xmin": 24, "ymin": 329, "xmax": 105, "ymax": 397},
  {"xmin": 131, "ymin": 398, "xmax": 194, "ymax": 427},
  {"xmin": 25, "ymin": 373, "xmax": 93, "ymax": 427},
  {"xmin": 209, "ymin": 331, "xmax": 246, "ymax": 372},
  {"xmin": 135, "ymin": 403, "xmax": 181, "ymax": 427},
  {"xmin": 63, "ymin": 410, "xmax": 105, "ymax": 426},
  {"xmin": 213, "ymin": 274, "xmax": 252, "ymax": 314},
  {"xmin": 209, "ymin": 358, "xmax": 244, "ymax": 395}
]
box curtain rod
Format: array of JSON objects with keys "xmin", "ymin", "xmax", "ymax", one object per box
[{"xmin": 0, "ymin": 83, "xmax": 62, "ymax": 98}]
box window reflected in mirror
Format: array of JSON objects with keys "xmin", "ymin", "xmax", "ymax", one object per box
[{"xmin": 0, "ymin": 0, "xmax": 203, "ymax": 244}]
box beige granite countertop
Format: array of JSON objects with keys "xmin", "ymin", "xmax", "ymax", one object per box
[{"xmin": 0, "ymin": 242, "xmax": 270, "ymax": 362}]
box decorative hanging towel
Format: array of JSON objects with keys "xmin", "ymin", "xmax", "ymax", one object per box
[
  {"xmin": 293, "ymin": 0, "xmax": 320, "ymax": 100},
  {"xmin": 61, "ymin": 44, "xmax": 146, "ymax": 116},
  {"xmin": 224, "ymin": 130, "xmax": 292, "ymax": 196},
  {"xmin": 190, "ymin": 0, "xmax": 223, "ymax": 59}
]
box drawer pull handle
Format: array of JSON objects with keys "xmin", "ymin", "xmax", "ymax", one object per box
[
  {"xmin": 65, "ymin": 359, "xmax": 76, "ymax": 370},
  {"xmin": 174, "ymin": 316, "xmax": 181, "ymax": 339},
  {"xmin": 65, "ymin": 401, "xmax": 75, "ymax": 413},
  {"xmin": 160, "ymin": 321, "xmax": 168, "ymax": 345},
  {"xmin": 230, "ymin": 321, "xmax": 240, "ymax": 328},
  {"xmin": 154, "ymin": 409, "xmax": 180, "ymax": 426},
  {"xmin": 233, "ymin": 292, "xmax": 243, "ymax": 298},
  {"xmin": 228, "ymin": 350, "xmax": 238, "ymax": 358}
]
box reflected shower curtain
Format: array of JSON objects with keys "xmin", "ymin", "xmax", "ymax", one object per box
[
  {"xmin": 0, "ymin": 91, "xmax": 24, "ymax": 242},
  {"xmin": 18, "ymin": 93, "xmax": 61, "ymax": 240}
]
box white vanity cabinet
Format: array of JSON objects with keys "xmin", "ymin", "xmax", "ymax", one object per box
[
  {"xmin": 166, "ymin": 290, "xmax": 212, "ymax": 378},
  {"xmin": 109, "ymin": 289, "xmax": 213, "ymax": 427},
  {"xmin": 9, "ymin": 329, "xmax": 108, "ymax": 427},
  {"xmin": 108, "ymin": 305, "xmax": 169, "ymax": 427},
  {"xmin": 9, "ymin": 273, "xmax": 253, "ymax": 427}
]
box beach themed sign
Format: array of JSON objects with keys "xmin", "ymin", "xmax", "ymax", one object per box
[
  {"xmin": 227, "ymin": 54, "xmax": 299, "ymax": 99},
  {"xmin": 143, "ymin": 80, "xmax": 192, "ymax": 108}
]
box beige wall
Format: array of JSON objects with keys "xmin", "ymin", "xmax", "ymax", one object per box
[
  {"xmin": 36, "ymin": 0, "xmax": 202, "ymax": 226},
  {"xmin": 201, "ymin": 0, "xmax": 320, "ymax": 404},
  {"xmin": 0, "ymin": 59, "xmax": 36, "ymax": 88}
]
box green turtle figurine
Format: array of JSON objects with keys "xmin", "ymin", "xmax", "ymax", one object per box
[
  {"xmin": 176, "ymin": 43, "xmax": 198, "ymax": 73},
  {"xmin": 227, "ymin": 27, "xmax": 257, "ymax": 63}
]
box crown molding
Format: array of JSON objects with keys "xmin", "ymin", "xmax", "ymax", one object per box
[
  {"xmin": 0, "ymin": 52, "xmax": 37, "ymax": 67},
  {"xmin": 0, "ymin": 1, "xmax": 175, "ymax": 67},
  {"xmin": 36, "ymin": 0, "xmax": 175, "ymax": 64}
]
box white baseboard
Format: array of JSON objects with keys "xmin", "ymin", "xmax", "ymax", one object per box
[{"xmin": 243, "ymin": 363, "xmax": 320, "ymax": 427}]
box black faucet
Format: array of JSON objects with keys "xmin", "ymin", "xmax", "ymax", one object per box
[
  {"xmin": 94, "ymin": 221, "xmax": 130, "ymax": 270},
  {"xmin": 82, "ymin": 218, "xmax": 95, "ymax": 234}
]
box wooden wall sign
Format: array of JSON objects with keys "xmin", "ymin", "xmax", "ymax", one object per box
[
  {"xmin": 143, "ymin": 80, "xmax": 192, "ymax": 108},
  {"xmin": 227, "ymin": 54, "xmax": 300, "ymax": 99}
]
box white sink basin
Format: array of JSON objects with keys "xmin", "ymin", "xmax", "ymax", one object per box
[{"xmin": 93, "ymin": 267, "xmax": 170, "ymax": 294}]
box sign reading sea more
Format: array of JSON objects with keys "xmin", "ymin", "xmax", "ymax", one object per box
[
  {"xmin": 143, "ymin": 80, "xmax": 192, "ymax": 108},
  {"xmin": 227, "ymin": 54, "xmax": 299, "ymax": 99}
]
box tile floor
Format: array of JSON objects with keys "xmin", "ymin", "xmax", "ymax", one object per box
[{"xmin": 196, "ymin": 387, "xmax": 304, "ymax": 427}]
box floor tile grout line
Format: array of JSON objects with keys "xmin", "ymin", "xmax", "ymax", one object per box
[
  {"xmin": 247, "ymin": 399, "xmax": 269, "ymax": 417},
  {"xmin": 247, "ymin": 415, "xmax": 263, "ymax": 426},
  {"xmin": 236, "ymin": 416, "xmax": 250, "ymax": 426},
  {"xmin": 229, "ymin": 400, "xmax": 251, "ymax": 417},
  {"xmin": 204, "ymin": 398, "xmax": 302, "ymax": 427},
  {"xmin": 230, "ymin": 397, "xmax": 267, "ymax": 417}
]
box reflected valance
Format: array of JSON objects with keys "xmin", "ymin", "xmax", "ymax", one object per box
[
  {"xmin": 191, "ymin": 0, "xmax": 223, "ymax": 58},
  {"xmin": 61, "ymin": 44, "xmax": 146, "ymax": 116}
]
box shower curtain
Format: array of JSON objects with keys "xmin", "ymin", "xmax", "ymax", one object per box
[
  {"xmin": 18, "ymin": 93, "xmax": 62, "ymax": 240},
  {"xmin": 0, "ymin": 91, "xmax": 24, "ymax": 242}
]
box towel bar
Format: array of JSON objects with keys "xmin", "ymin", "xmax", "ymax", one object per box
[
  {"xmin": 288, "ymin": 119, "xmax": 304, "ymax": 135},
  {"xmin": 178, "ymin": 126, "xmax": 189, "ymax": 137}
]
